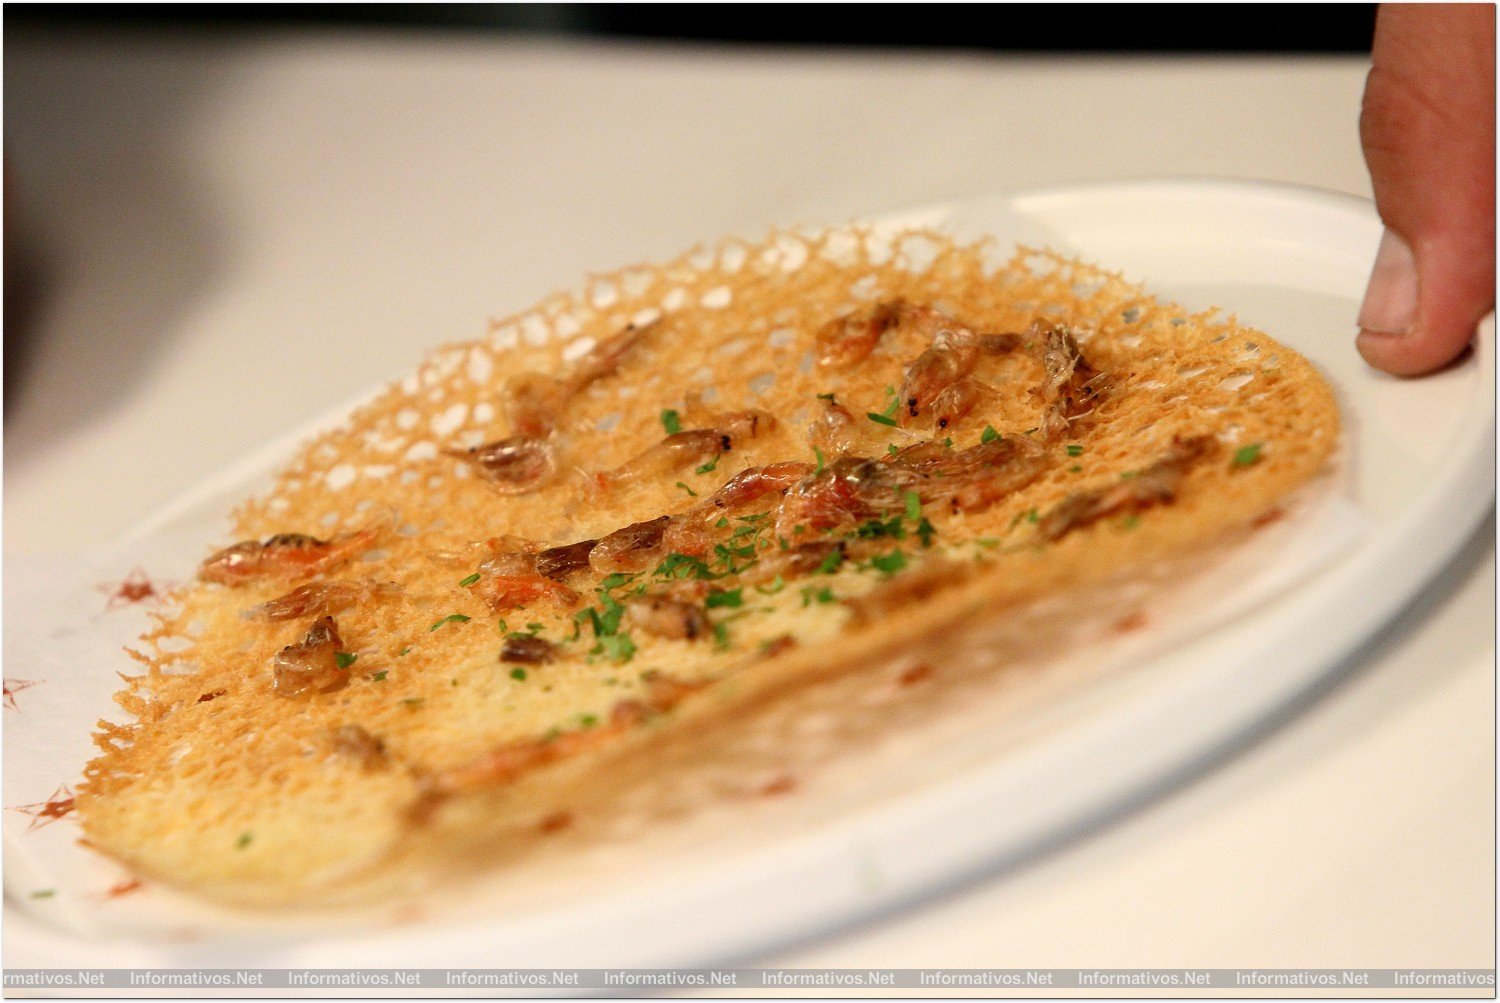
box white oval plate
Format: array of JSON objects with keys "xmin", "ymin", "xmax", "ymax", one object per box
[{"xmin": 5, "ymin": 180, "xmax": 1493, "ymax": 968}]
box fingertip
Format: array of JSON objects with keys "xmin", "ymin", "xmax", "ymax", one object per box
[{"xmin": 1356, "ymin": 326, "xmax": 1475, "ymax": 377}]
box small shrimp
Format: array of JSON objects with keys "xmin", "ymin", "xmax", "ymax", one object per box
[
  {"xmin": 252, "ymin": 579, "xmax": 399, "ymax": 621},
  {"xmin": 596, "ymin": 410, "xmax": 776, "ymax": 487},
  {"xmin": 626, "ymin": 595, "xmax": 711, "ymax": 641},
  {"xmin": 1033, "ymin": 323, "xmax": 1106, "ymax": 441},
  {"xmin": 599, "ymin": 429, "xmax": 726, "ymax": 486},
  {"xmin": 774, "ymin": 457, "xmax": 916, "ymax": 536},
  {"xmin": 807, "ymin": 394, "xmax": 860, "ymax": 456},
  {"xmin": 500, "ymin": 320, "xmax": 655, "ymax": 437},
  {"xmin": 929, "ymin": 377, "xmax": 999, "ymax": 431},
  {"xmin": 445, "ymin": 436, "xmax": 557, "ymax": 495},
  {"xmin": 570, "ymin": 320, "xmax": 654, "ymax": 386},
  {"xmin": 1038, "ymin": 435, "xmax": 1213, "ymax": 540},
  {"xmin": 271, "ymin": 616, "xmax": 351, "ymax": 697},
  {"xmin": 200, "ymin": 529, "xmax": 376, "ymax": 586},
  {"xmin": 500, "ymin": 635, "xmax": 559, "ymax": 664},
  {"xmin": 979, "ymin": 332, "xmax": 1023, "ymax": 354},
  {"xmin": 476, "ymin": 536, "xmax": 544, "ymax": 577},
  {"xmin": 889, "ymin": 436, "xmax": 1051, "ymax": 514},
  {"xmin": 331, "ymin": 724, "xmax": 389, "ymax": 770},
  {"xmin": 741, "ymin": 539, "xmax": 846, "ymax": 586},
  {"xmin": 500, "ymin": 372, "xmax": 568, "ymax": 440},
  {"xmin": 590, "ymin": 516, "xmax": 673, "ymax": 574},
  {"xmin": 533, "ymin": 540, "xmax": 598, "ymax": 581},
  {"xmin": 473, "ymin": 574, "xmax": 580, "ymax": 613},
  {"xmin": 815, "ymin": 299, "xmax": 906, "ymax": 369},
  {"xmin": 702, "ymin": 461, "xmax": 811, "ymax": 513},
  {"xmin": 900, "ymin": 325, "xmax": 982, "ymax": 424}
]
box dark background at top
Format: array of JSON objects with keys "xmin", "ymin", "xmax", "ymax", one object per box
[{"xmin": 6, "ymin": 4, "xmax": 1378, "ymax": 54}]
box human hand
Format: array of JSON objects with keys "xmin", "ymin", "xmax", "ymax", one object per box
[{"xmin": 1357, "ymin": 3, "xmax": 1495, "ymax": 376}]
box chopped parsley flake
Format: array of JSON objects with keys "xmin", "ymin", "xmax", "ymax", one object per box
[
  {"xmin": 510, "ymin": 667, "xmax": 527, "ymax": 681},
  {"xmin": 236, "ymin": 832, "xmax": 253, "ymax": 849},
  {"xmin": 675, "ymin": 481, "xmax": 698, "ymax": 497},
  {"xmin": 334, "ymin": 651, "xmax": 358, "ymax": 669},
  {"xmin": 459, "ymin": 572, "xmax": 481, "ymax": 587},
  {"xmin": 1121, "ymin": 515, "xmax": 1142, "ymax": 530},
  {"xmin": 401, "ymin": 697, "xmax": 424, "ymax": 709},
  {"xmin": 597, "ymin": 572, "xmax": 636, "ymax": 592},
  {"xmin": 867, "ymin": 386, "xmax": 902, "ymax": 426},
  {"xmin": 579, "ymin": 714, "xmax": 599, "ymax": 728},
  {"xmin": 871, "ymin": 549, "xmax": 908, "ymax": 575},
  {"xmin": 1068, "ymin": 464, "xmax": 1083, "ymax": 473},
  {"xmin": 592, "ymin": 630, "xmax": 636, "ymax": 664},
  {"xmin": 706, "ymin": 588, "xmax": 744, "ymax": 609},
  {"xmin": 816, "ymin": 392, "xmax": 837, "ymax": 401},
  {"xmin": 981, "ymin": 425, "xmax": 1001, "ymax": 444},
  {"xmin": 755, "ymin": 575, "xmax": 786, "ymax": 595},
  {"xmin": 371, "ymin": 670, "xmax": 388, "ymax": 682},
  {"xmin": 660, "ymin": 408, "xmax": 682, "ymax": 435},
  {"xmin": 715, "ymin": 516, "xmax": 730, "ymax": 528},
  {"xmin": 695, "ymin": 453, "xmax": 722, "ymax": 474},
  {"xmin": 816, "ymin": 548, "xmax": 846, "ymax": 574},
  {"xmin": 855, "ymin": 516, "xmax": 905, "ymax": 540},
  {"xmin": 915, "ymin": 517, "xmax": 937, "ymax": 548},
  {"xmin": 29, "ymin": 889, "xmax": 55, "ymax": 899},
  {"xmin": 655, "ymin": 552, "xmax": 716, "ymax": 580},
  {"xmin": 800, "ymin": 585, "xmax": 836, "ymax": 607},
  {"xmin": 430, "ymin": 614, "xmax": 471, "ymax": 631},
  {"xmin": 887, "ymin": 443, "xmax": 900, "ymax": 456},
  {"xmin": 904, "ymin": 490, "xmax": 922, "ymax": 521},
  {"xmin": 812, "ymin": 444, "xmax": 826, "ymax": 475},
  {"xmin": 1233, "ymin": 442, "xmax": 1264, "ymax": 466},
  {"xmin": 1066, "ymin": 444, "xmax": 1084, "ymax": 457}
]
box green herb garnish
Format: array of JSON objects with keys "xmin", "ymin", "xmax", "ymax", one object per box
[
  {"xmin": 371, "ymin": 670, "xmax": 388, "ymax": 682},
  {"xmin": 1233, "ymin": 442, "xmax": 1264, "ymax": 467},
  {"xmin": 866, "ymin": 411, "xmax": 898, "ymax": 427},
  {"xmin": 661, "ymin": 408, "xmax": 682, "ymax": 435},
  {"xmin": 334, "ymin": 651, "xmax": 358, "ymax": 669},
  {"xmin": 871, "ymin": 549, "xmax": 908, "ymax": 574},
  {"xmin": 401, "ymin": 697, "xmax": 424, "ymax": 709},
  {"xmin": 812, "ymin": 444, "xmax": 826, "ymax": 474},
  {"xmin": 510, "ymin": 667, "xmax": 527, "ymax": 681},
  {"xmin": 800, "ymin": 585, "xmax": 836, "ymax": 607},
  {"xmin": 236, "ymin": 832, "xmax": 253, "ymax": 849},
  {"xmin": 430, "ymin": 614, "xmax": 471, "ymax": 631},
  {"xmin": 981, "ymin": 425, "xmax": 1001, "ymax": 444},
  {"xmin": 706, "ymin": 588, "xmax": 744, "ymax": 609},
  {"xmin": 915, "ymin": 517, "xmax": 936, "ymax": 548},
  {"xmin": 904, "ymin": 490, "xmax": 922, "ymax": 521},
  {"xmin": 695, "ymin": 453, "xmax": 722, "ymax": 474},
  {"xmin": 816, "ymin": 548, "xmax": 845, "ymax": 574},
  {"xmin": 459, "ymin": 572, "xmax": 481, "ymax": 587},
  {"xmin": 29, "ymin": 889, "xmax": 55, "ymax": 899},
  {"xmin": 1066, "ymin": 444, "xmax": 1084, "ymax": 457},
  {"xmin": 675, "ymin": 481, "xmax": 698, "ymax": 497},
  {"xmin": 597, "ymin": 572, "xmax": 636, "ymax": 592},
  {"xmin": 755, "ymin": 575, "xmax": 786, "ymax": 595}
]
